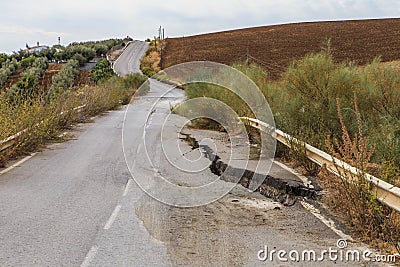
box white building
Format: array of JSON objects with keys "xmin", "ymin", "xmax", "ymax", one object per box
[{"xmin": 25, "ymin": 42, "xmax": 49, "ymax": 54}]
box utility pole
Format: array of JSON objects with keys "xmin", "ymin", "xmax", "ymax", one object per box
[{"xmin": 160, "ymin": 42, "xmax": 163, "ymax": 69}]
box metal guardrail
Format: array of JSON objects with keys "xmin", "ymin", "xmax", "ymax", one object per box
[
  {"xmin": 0, "ymin": 105, "xmax": 87, "ymax": 153},
  {"xmin": 241, "ymin": 117, "xmax": 400, "ymax": 213}
]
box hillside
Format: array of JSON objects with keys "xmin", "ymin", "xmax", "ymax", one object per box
[
  {"xmin": 7, "ymin": 64, "xmax": 90, "ymax": 91},
  {"xmin": 163, "ymin": 18, "xmax": 400, "ymax": 79}
]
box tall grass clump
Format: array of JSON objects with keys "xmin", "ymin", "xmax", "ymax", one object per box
[{"xmin": 176, "ymin": 65, "xmax": 269, "ymax": 132}]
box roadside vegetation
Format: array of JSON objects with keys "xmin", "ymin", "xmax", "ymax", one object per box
[
  {"xmin": 8, "ymin": 57, "xmax": 49, "ymax": 102},
  {"xmin": 0, "ymin": 39, "xmax": 147, "ymax": 167},
  {"xmin": 178, "ymin": 46, "xmax": 400, "ymax": 253},
  {"xmin": 10, "ymin": 39, "xmax": 122, "ymax": 66},
  {"xmin": 0, "ymin": 57, "xmax": 18, "ymax": 88},
  {"xmin": 48, "ymin": 59, "xmax": 80, "ymax": 97},
  {"xmin": 140, "ymin": 40, "xmax": 161, "ymax": 77}
]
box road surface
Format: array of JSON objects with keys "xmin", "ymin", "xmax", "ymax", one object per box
[
  {"xmin": 0, "ymin": 41, "xmax": 385, "ymax": 266},
  {"xmin": 113, "ymin": 41, "xmax": 149, "ymax": 76}
]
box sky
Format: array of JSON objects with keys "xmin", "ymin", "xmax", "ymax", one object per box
[{"xmin": 1, "ymin": 0, "xmax": 399, "ymax": 53}]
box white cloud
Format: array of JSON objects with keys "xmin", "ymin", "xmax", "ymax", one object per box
[
  {"xmin": 1, "ymin": 0, "xmax": 399, "ymax": 53},
  {"xmin": 0, "ymin": 24, "xmax": 66, "ymax": 36}
]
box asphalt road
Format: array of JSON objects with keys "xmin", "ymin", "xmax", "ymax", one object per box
[
  {"xmin": 0, "ymin": 41, "xmax": 386, "ymax": 266},
  {"xmin": 0, "ymin": 79, "xmax": 182, "ymax": 266},
  {"xmin": 113, "ymin": 40, "xmax": 149, "ymax": 76}
]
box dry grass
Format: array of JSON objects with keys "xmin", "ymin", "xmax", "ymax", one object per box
[
  {"xmin": 140, "ymin": 40, "xmax": 161, "ymax": 77},
  {"xmin": 321, "ymin": 94, "xmax": 400, "ymax": 254}
]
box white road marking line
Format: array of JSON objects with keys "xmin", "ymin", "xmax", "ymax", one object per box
[
  {"xmin": 274, "ymin": 160, "xmax": 314, "ymax": 189},
  {"xmin": 301, "ymin": 200, "xmax": 353, "ymax": 241},
  {"xmin": 80, "ymin": 246, "xmax": 98, "ymax": 267},
  {"xmin": 0, "ymin": 153, "xmax": 37, "ymax": 176},
  {"xmin": 130, "ymin": 144, "xmax": 143, "ymax": 170},
  {"xmin": 276, "ymin": 161, "xmax": 353, "ymax": 240},
  {"xmin": 123, "ymin": 179, "xmax": 133, "ymax": 197},
  {"xmin": 136, "ymin": 143, "xmax": 142, "ymax": 155},
  {"xmin": 103, "ymin": 205, "xmax": 121, "ymax": 230}
]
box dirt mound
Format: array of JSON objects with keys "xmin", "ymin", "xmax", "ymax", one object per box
[{"xmin": 163, "ymin": 18, "xmax": 400, "ymax": 79}]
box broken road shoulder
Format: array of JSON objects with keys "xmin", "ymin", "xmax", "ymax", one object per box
[{"xmin": 180, "ymin": 128, "xmax": 322, "ymax": 206}]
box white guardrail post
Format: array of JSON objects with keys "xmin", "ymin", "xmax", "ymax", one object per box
[{"xmin": 240, "ymin": 117, "xmax": 400, "ymax": 213}]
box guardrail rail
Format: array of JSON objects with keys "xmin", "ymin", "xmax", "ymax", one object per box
[{"xmin": 241, "ymin": 117, "xmax": 400, "ymax": 213}]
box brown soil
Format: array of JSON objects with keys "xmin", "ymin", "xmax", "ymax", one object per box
[{"xmin": 163, "ymin": 18, "xmax": 400, "ymax": 79}]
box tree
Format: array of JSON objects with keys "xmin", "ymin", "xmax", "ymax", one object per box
[
  {"xmin": 49, "ymin": 59, "xmax": 80, "ymax": 96},
  {"xmin": 0, "ymin": 53, "xmax": 9, "ymax": 66},
  {"xmin": 72, "ymin": 53, "xmax": 87, "ymax": 66},
  {"xmin": 93, "ymin": 44, "xmax": 108, "ymax": 57},
  {"xmin": 19, "ymin": 56, "xmax": 36, "ymax": 68},
  {"xmin": 0, "ymin": 58, "xmax": 18, "ymax": 88},
  {"xmin": 90, "ymin": 59, "xmax": 114, "ymax": 83}
]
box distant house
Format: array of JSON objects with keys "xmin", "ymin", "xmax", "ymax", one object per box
[{"xmin": 25, "ymin": 42, "xmax": 49, "ymax": 54}]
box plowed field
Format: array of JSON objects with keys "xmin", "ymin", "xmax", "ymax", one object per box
[{"xmin": 163, "ymin": 18, "xmax": 400, "ymax": 79}]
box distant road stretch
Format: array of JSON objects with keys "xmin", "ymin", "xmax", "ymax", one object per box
[{"xmin": 113, "ymin": 40, "xmax": 149, "ymax": 76}]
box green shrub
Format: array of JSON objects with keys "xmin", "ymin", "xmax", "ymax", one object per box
[
  {"xmin": 71, "ymin": 53, "xmax": 87, "ymax": 67},
  {"xmin": 123, "ymin": 73, "xmax": 148, "ymax": 89},
  {"xmin": 90, "ymin": 59, "xmax": 114, "ymax": 83},
  {"xmin": 0, "ymin": 58, "xmax": 19, "ymax": 88},
  {"xmin": 19, "ymin": 56, "xmax": 36, "ymax": 68},
  {"xmin": 98, "ymin": 73, "xmax": 148, "ymax": 105},
  {"xmin": 3, "ymin": 58, "xmax": 18, "ymax": 74},
  {"xmin": 32, "ymin": 57, "xmax": 49, "ymax": 71},
  {"xmin": 7, "ymin": 57, "xmax": 49, "ymax": 102},
  {"xmin": 0, "ymin": 69, "xmax": 11, "ymax": 88},
  {"xmin": 49, "ymin": 59, "xmax": 80, "ymax": 97},
  {"xmin": 0, "ymin": 54, "xmax": 8, "ymax": 65},
  {"xmin": 66, "ymin": 45, "xmax": 95, "ymax": 62},
  {"xmin": 229, "ymin": 52, "xmax": 400, "ymax": 183}
]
